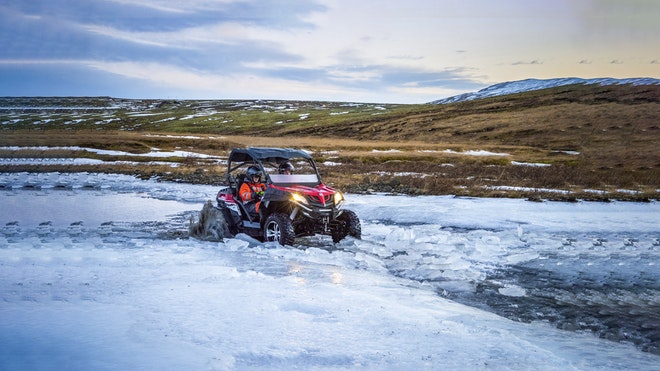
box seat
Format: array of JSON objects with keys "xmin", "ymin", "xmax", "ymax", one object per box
[{"xmin": 232, "ymin": 174, "xmax": 259, "ymax": 222}]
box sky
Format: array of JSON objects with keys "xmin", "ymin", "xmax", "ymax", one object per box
[{"xmin": 0, "ymin": 0, "xmax": 658, "ymax": 103}]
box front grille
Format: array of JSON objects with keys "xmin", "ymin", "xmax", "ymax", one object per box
[
  {"xmin": 299, "ymin": 195, "xmax": 335, "ymax": 219},
  {"xmin": 307, "ymin": 194, "xmax": 333, "ymax": 207},
  {"xmin": 308, "ymin": 197, "xmax": 329, "ymax": 208}
]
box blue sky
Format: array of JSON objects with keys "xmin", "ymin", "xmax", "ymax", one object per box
[{"xmin": 1, "ymin": 0, "xmax": 658, "ymax": 103}]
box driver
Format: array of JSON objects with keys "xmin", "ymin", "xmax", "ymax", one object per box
[
  {"xmin": 278, "ymin": 161, "xmax": 294, "ymax": 175},
  {"xmin": 239, "ymin": 165, "xmax": 266, "ymax": 214}
]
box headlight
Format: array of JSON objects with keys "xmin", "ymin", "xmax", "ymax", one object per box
[
  {"xmin": 334, "ymin": 191, "xmax": 344, "ymax": 205},
  {"xmin": 291, "ymin": 193, "xmax": 308, "ymax": 204}
]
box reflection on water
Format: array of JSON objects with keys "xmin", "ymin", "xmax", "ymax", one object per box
[{"xmin": 1, "ymin": 190, "xmax": 196, "ymax": 228}]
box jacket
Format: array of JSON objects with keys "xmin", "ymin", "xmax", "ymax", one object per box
[{"xmin": 239, "ymin": 181, "xmax": 266, "ymax": 212}]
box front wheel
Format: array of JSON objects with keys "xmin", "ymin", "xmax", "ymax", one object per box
[
  {"xmin": 263, "ymin": 213, "xmax": 295, "ymax": 246},
  {"xmin": 332, "ymin": 209, "xmax": 361, "ymax": 243}
]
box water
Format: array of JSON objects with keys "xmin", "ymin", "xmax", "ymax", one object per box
[
  {"xmin": 1, "ymin": 173, "xmax": 658, "ymax": 355},
  {"xmin": 449, "ymin": 247, "xmax": 660, "ymax": 354},
  {"xmin": 1, "ymin": 190, "xmax": 195, "ymax": 228}
]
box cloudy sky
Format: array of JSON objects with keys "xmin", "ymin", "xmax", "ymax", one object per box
[{"xmin": 1, "ymin": 0, "xmax": 658, "ymax": 103}]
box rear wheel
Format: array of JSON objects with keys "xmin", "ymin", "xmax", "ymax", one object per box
[
  {"xmin": 332, "ymin": 209, "xmax": 361, "ymax": 243},
  {"xmin": 264, "ymin": 213, "xmax": 295, "ymax": 246}
]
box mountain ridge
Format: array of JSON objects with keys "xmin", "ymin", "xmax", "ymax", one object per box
[{"xmin": 430, "ymin": 77, "xmax": 660, "ymax": 104}]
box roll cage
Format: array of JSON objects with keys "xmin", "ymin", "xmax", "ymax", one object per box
[{"xmin": 227, "ymin": 147, "xmax": 322, "ymax": 187}]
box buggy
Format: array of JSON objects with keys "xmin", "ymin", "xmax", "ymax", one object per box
[{"xmin": 216, "ymin": 147, "xmax": 361, "ymax": 245}]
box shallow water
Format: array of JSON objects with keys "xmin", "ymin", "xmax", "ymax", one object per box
[
  {"xmin": 2, "ymin": 189, "xmax": 195, "ymax": 228},
  {"xmin": 1, "ymin": 172, "xmax": 658, "ymax": 355}
]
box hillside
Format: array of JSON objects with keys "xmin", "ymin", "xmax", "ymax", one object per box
[
  {"xmin": 429, "ymin": 77, "xmax": 659, "ymax": 104},
  {"xmin": 1, "ymin": 82, "xmax": 658, "ymax": 200},
  {"xmin": 263, "ymin": 83, "xmax": 659, "ymax": 143}
]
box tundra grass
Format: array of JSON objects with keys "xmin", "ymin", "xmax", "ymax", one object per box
[
  {"xmin": 1, "ymin": 83, "xmax": 658, "ymax": 201},
  {"xmin": 0, "ymin": 131, "xmax": 656, "ymax": 201}
]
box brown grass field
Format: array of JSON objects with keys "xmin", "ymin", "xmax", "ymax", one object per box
[{"xmin": 1, "ymin": 83, "xmax": 658, "ymax": 201}]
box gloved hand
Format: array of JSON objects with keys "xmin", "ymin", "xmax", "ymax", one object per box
[{"xmin": 253, "ymin": 190, "xmax": 264, "ymax": 200}]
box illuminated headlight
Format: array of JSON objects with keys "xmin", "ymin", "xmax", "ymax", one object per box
[
  {"xmin": 334, "ymin": 191, "xmax": 344, "ymax": 205},
  {"xmin": 291, "ymin": 193, "xmax": 308, "ymax": 204}
]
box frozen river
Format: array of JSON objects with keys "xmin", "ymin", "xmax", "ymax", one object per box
[{"xmin": 1, "ymin": 172, "xmax": 658, "ymax": 369}]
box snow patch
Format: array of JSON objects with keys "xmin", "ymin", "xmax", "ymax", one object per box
[
  {"xmin": 498, "ymin": 284, "xmax": 527, "ymax": 297},
  {"xmin": 511, "ymin": 161, "xmax": 551, "ymax": 167},
  {"xmin": 443, "ymin": 149, "xmax": 510, "ymax": 157},
  {"xmin": 431, "ymin": 77, "xmax": 660, "ymax": 104},
  {"xmin": 0, "ymin": 172, "xmax": 658, "ymax": 368}
]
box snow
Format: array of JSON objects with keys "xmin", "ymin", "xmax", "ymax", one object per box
[
  {"xmin": 143, "ymin": 134, "xmax": 205, "ymax": 139},
  {"xmin": 0, "ymin": 158, "xmax": 180, "ymax": 167},
  {"xmin": 486, "ymin": 185, "xmax": 571, "ymax": 194},
  {"xmin": 431, "ymin": 77, "xmax": 660, "ymax": 104},
  {"xmin": 511, "ymin": 161, "xmax": 552, "ymax": 167},
  {"xmin": 1, "ymin": 172, "xmax": 658, "ymax": 370},
  {"xmin": 0, "ymin": 146, "xmax": 224, "ymax": 168},
  {"xmin": 0, "ymin": 146, "xmax": 222, "ymax": 160},
  {"xmin": 442, "ymin": 149, "xmax": 510, "ymax": 157}
]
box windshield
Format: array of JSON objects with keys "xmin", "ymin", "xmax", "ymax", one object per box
[
  {"xmin": 229, "ymin": 157, "xmax": 321, "ymax": 186},
  {"xmin": 269, "ymin": 174, "xmax": 320, "ymax": 185},
  {"xmin": 263, "ymin": 158, "xmax": 320, "ymax": 186}
]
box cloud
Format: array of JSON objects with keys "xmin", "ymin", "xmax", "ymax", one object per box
[
  {"xmin": 82, "ymin": 25, "xmax": 190, "ymax": 49},
  {"xmin": 0, "ymin": 0, "xmax": 322, "ymax": 77},
  {"xmin": 103, "ymin": 0, "xmax": 202, "ymax": 14},
  {"xmin": 386, "ymin": 55, "xmax": 425, "ymax": 61},
  {"xmin": 82, "ymin": 60, "xmax": 381, "ymax": 101},
  {"xmin": 511, "ymin": 60, "xmax": 543, "ymax": 66},
  {"xmin": 88, "ymin": 60, "xmax": 231, "ymax": 90},
  {"xmin": 249, "ymin": 60, "xmax": 482, "ymax": 91},
  {"xmin": 4, "ymin": 0, "xmax": 326, "ymax": 32},
  {"xmin": 4, "ymin": 0, "xmax": 652, "ymax": 103},
  {"xmin": 0, "ymin": 0, "xmax": 326, "ymax": 58},
  {"xmin": 52, "ymin": 58, "xmax": 481, "ymax": 103}
]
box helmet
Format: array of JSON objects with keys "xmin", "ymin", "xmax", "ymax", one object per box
[
  {"xmin": 246, "ymin": 165, "xmax": 262, "ymax": 182},
  {"xmin": 278, "ymin": 161, "xmax": 295, "ymax": 174}
]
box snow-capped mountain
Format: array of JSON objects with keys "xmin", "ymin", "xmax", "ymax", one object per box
[{"xmin": 430, "ymin": 77, "xmax": 660, "ymax": 104}]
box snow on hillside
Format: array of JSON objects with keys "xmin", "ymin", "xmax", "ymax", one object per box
[
  {"xmin": 430, "ymin": 77, "xmax": 660, "ymax": 104},
  {"xmin": 1, "ymin": 172, "xmax": 659, "ymax": 370}
]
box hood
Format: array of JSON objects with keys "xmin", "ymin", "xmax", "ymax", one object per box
[{"xmin": 272, "ymin": 183, "xmax": 336, "ymax": 206}]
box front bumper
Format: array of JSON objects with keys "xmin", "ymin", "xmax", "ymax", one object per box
[{"xmin": 291, "ymin": 198, "xmax": 343, "ymax": 221}]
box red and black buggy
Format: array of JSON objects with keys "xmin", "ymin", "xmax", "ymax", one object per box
[{"xmin": 216, "ymin": 147, "xmax": 361, "ymax": 246}]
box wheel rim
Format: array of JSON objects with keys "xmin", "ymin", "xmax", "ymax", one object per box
[{"xmin": 265, "ymin": 220, "xmax": 281, "ymax": 242}]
